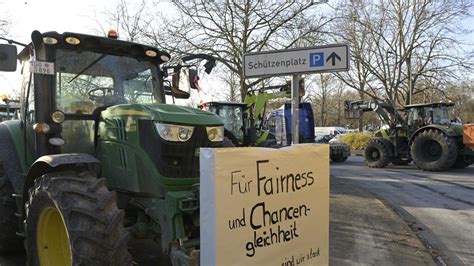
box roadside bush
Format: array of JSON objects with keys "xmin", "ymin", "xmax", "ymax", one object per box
[{"xmin": 340, "ymin": 132, "xmax": 372, "ymax": 150}]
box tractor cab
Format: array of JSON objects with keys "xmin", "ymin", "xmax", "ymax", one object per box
[
  {"xmin": 405, "ymin": 102, "xmax": 454, "ymax": 133},
  {"xmin": 202, "ymin": 102, "xmax": 247, "ymax": 146}
]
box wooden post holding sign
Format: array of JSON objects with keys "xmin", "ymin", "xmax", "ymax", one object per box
[{"xmin": 200, "ymin": 144, "xmax": 329, "ymax": 265}]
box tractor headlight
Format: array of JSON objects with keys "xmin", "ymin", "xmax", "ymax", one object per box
[
  {"xmin": 155, "ymin": 122, "xmax": 194, "ymax": 142},
  {"xmin": 206, "ymin": 126, "xmax": 224, "ymax": 142}
]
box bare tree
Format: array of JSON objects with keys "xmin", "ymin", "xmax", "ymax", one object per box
[
  {"xmin": 218, "ymin": 69, "xmax": 241, "ymax": 102},
  {"xmin": 0, "ymin": 19, "xmax": 9, "ymax": 38},
  {"xmin": 93, "ymin": 0, "xmax": 150, "ymax": 42},
  {"xmin": 307, "ymin": 74, "xmax": 336, "ymax": 126},
  {"xmin": 145, "ymin": 0, "xmax": 331, "ymax": 101},
  {"xmin": 333, "ymin": 0, "xmax": 473, "ymax": 107}
]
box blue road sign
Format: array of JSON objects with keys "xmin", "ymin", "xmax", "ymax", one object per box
[{"xmin": 309, "ymin": 52, "xmax": 325, "ymax": 67}]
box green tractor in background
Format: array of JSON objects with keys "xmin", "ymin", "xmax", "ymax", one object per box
[
  {"xmin": 345, "ymin": 99, "xmax": 473, "ymax": 171},
  {"xmin": 0, "ymin": 30, "xmax": 224, "ymax": 265},
  {"xmin": 202, "ymin": 84, "xmax": 291, "ymax": 147}
]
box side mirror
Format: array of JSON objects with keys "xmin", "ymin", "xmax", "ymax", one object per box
[
  {"xmin": 0, "ymin": 44, "xmax": 17, "ymax": 72},
  {"xmin": 171, "ymin": 66, "xmax": 191, "ymax": 99},
  {"xmin": 189, "ymin": 68, "xmax": 198, "ymax": 89}
]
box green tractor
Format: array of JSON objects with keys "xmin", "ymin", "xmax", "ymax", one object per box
[
  {"xmin": 201, "ymin": 102, "xmax": 250, "ymax": 147},
  {"xmin": 0, "ymin": 31, "xmax": 224, "ymax": 265},
  {"xmin": 202, "ymin": 85, "xmax": 291, "ymax": 147},
  {"xmin": 345, "ymin": 99, "xmax": 473, "ymax": 171}
]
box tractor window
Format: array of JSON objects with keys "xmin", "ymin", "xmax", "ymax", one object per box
[
  {"xmin": 20, "ymin": 61, "xmax": 35, "ymax": 123},
  {"xmin": 54, "ymin": 49, "xmax": 164, "ymax": 114},
  {"xmin": 407, "ymin": 108, "xmax": 421, "ymax": 126},
  {"xmin": 431, "ymin": 106, "xmax": 450, "ymax": 125},
  {"xmin": 57, "ymin": 73, "xmax": 113, "ymax": 114},
  {"xmin": 218, "ymin": 105, "xmax": 244, "ymax": 141},
  {"xmin": 123, "ymin": 69, "xmax": 157, "ymax": 104}
]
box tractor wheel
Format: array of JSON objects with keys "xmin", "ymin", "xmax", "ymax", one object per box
[
  {"xmin": 391, "ymin": 157, "xmax": 412, "ymax": 166},
  {"xmin": 364, "ymin": 139, "xmax": 390, "ymax": 168},
  {"xmin": 25, "ymin": 171, "xmax": 132, "ymax": 266},
  {"xmin": 410, "ymin": 129, "xmax": 457, "ymax": 171},
  {"xmin": 0, "ymin": 176, "xmax": 23, "ymax": 253},
  {"xmin": 331, "ymin": 154, "xmax": 348, "ymax": 163}
]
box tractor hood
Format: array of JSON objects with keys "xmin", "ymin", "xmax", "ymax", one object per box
[{"xmin": 101, "ymin": 103, "xmax": 223, "ymax": 125}]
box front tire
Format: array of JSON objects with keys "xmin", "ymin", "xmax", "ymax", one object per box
[
  {"xmin": 364, "ymin": 139, "xmax": 390, "ymax": 168},
  {"xmin": 0, "ymin": 176, "xmax": 23, "ymax": 253},
  {"xmin": 331, "ymin": 154, "xmax": 348, "ymax": 163},
  {"xmin": 410, "ymin": 129, "xmax": 457, "ymax": 171},
  {"xmin": 25, "ymin": 171, "xmax": 131, "ymax": 266}
]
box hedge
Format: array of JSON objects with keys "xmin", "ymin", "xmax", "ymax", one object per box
[{"xmin": 340, "ymin": 132, "xmax": 372, "ymax": 150}]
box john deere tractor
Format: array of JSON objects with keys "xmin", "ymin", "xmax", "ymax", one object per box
[
  {"xmin": 345, "ymin": 99, "xmax": 473, "ymax": 171},
  {"xmin": 0, "ymin": 30, "xmax": 224, "ymax": 265}
]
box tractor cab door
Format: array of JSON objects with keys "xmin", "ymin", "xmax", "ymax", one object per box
[
  {"xmin": 407, "ymin": 107, "xmax": 425, "ymax": 135},
  {"xmin": 56, "ymin": 70, "xmax": 103, "ymax": 155},
  {"xmin": 19, "ymin": 60, "xmax": 39, "ymax": 166}
]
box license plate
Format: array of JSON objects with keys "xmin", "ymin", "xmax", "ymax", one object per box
[{"xmin": 29, "ymin": 61, "xmax": 54, "ymax": 75}]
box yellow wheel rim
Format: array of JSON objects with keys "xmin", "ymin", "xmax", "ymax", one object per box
[{"xmin": 37, "ymin": 207, "xmax": 72, "ymax": 266}]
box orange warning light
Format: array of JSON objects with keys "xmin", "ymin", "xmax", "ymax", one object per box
[{"xmin": 108, "ymin": 29, "xmax": 118, "ymax": 39}]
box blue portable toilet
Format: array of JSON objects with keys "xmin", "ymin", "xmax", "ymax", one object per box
[{"xmin": 283, "ymin": 102, "xmax": 315, "ymax": 144}]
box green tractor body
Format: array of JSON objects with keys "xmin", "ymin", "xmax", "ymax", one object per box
[{"xmin": 0, "ymin": 31, "xmax": 224, "ymax": 265}]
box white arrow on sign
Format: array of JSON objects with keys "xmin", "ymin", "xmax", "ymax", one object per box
[{"xmin": 243, "ymin": 44, "xmax": 349, "ymax": 78}]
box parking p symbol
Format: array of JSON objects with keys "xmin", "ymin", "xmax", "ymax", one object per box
[{"xmin": 309, "ymin": 52, "xmax": 324, "ymax": 67}]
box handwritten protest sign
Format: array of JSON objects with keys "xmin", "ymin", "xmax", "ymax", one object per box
[{"xmin": 200, "ymin": 144, "xmax": 329, "ymax": 266}]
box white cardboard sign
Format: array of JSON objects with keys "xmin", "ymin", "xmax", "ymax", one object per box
[{"xmin": 200, "ymin": 144, "xmax": 329, "ymax": 266}]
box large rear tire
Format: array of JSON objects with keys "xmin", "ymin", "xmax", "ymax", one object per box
[
  {"xmin": 25, "ymin": 171, "xmax": 132, "ymax": 266},
  {"xmin": 331, "ymin": 154, "xmax": 348, "ymax": 163},
  {"xmin": 0, "ymin": 176, "xmax": 23, "ymax": 253},
  {"xmin": 364, "ymin": 139, "xmax": 390, "ymax": 168},
  {"xmin": 410, "ymin": 129, "xmax": 458, "ymax": 171}
]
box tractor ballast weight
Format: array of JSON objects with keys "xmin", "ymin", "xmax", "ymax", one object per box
[
  {"xmin": 345, "ymin": 99, "xmax": 473, "ymax": 171},
  {"xmin": 0, "ymin": 30, "xmax": 224, "ymax": 265}
]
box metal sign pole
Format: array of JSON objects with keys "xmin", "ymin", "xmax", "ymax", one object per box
[{"xmin": 291, "ymin": 74, "xmax": 300, "ymax": 145}]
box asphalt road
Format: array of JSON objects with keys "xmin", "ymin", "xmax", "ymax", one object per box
[{"xmin": 331, "ymin": 156, "xmax": 474, "ymax": 265}]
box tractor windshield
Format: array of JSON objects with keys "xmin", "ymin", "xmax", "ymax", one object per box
[
  {"xmin": 55, "ymin": 49, "xmax": 164, "ymax": 115},
  {"xmin": 431, "ymin": 106, "xmax": 451, "ymax": 125},
  {"xmin": 212, "ymin": 105, "xmax": 244, "ymax": 142}
]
